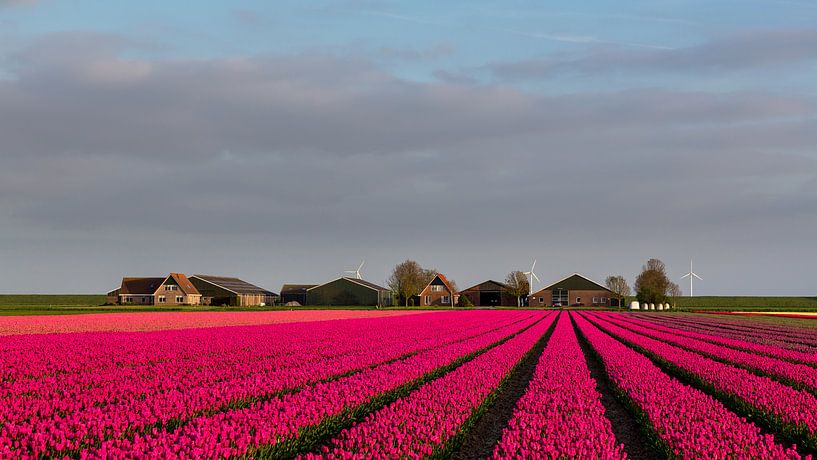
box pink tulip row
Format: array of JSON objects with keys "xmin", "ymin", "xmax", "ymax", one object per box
[
  {"xmin": 492, "ymin": 313, "xmax": 626, "ymax": 459},
  {"xmin": 79, "ymin": 313, "xmax": 551, "ymax": 459},
  {"xmin": 298, "ymin": 312, "xmax": 557, "ymax": 460},
  {"xmin": 0, "ymin": 311, "xmax": 534, "ymax": 457},
  {"xmin": 632, "ymin": 314, "xmax": 817, "ymax": 355},
  {"xmin": 604, "ymin": 314, "xmax": 817, "ymax": 389},
  {"xmin": 0, "ymin": 310, "xmax": 424, "ymax": 336},
  {"xmin": 637, "ymin": 314, "xmax": 817, "ymax": 350},
  {"xmin": 586, "ymin": 313, "xmax": 817, "ymax": 450},
  {"xmin": 573, "ymin": 313, "xmax": 805, "ymax": 459}
]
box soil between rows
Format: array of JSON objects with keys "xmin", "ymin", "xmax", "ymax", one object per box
[
  {"xmin": 452, "ymin": 313, "xmax": 556, "ymax": 460},
  {"xmin": 573, "ymin": 314, "xmax": 662, "ymax": 460}
]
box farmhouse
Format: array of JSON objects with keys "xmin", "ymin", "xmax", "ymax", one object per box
[
  {"xmin": 459, "ymin": 280, "xmax": 518, "ymax": 307},
  {"xmin": 418, "ymin": 273, "xmax": 458, "ymax": 307},
  {"xmin": 307, "ymin": 277, "xmax": 393, "ymax": 307},
  {"xmin": 279, "ymin": 284, "xmax": 317, "ymax": 305},
  {"xmin": 528, "ymin": 273, "xmax": 616, "ymax": 307},
  {"xmin": 114, "ymin": 273, "xmax": 202, "ymax": 305},
  {"xmin": 189, "ymin": 275, "xmax": 277, "ymax": 306}
]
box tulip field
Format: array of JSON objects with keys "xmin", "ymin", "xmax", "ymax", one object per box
[{"xmin": 2, "ymin": 310, "xmax": 817, "ymax": 458}]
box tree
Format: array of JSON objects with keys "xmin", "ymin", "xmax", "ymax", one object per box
[
  {"xmin": 668, "ymin": 282, "xmax": 682, "ymax": 308},
  {"xmin": 605, "ymin": 275, "xmax": 631, "ymax": 310},
  {"xmin": 505, "ymin": 270, "xmax": 530, "ymax": 307},
  {"xmin": 635, "ymin": 258, "xmax": 672, "ymax": 305},
  {"xmin": 388, "ymin": 260, "xmax": 437, "ymax": 307}
]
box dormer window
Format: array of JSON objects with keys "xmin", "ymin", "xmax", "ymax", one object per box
[{"xmin": 166, "ymin": 285, "xmax": 178, "ymax": 291}]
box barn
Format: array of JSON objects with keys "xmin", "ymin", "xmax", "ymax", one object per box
[
  {"xmin": 307, "ymin": 277, "xmax": 393, "ymax": 307},
  {"xmin": 459, "ymin": 280, "xmax": 518, "ymax": 307},
  {"xmin": 528, "ymin": 273, "xmax": 616, "ymax": 307},
  {"xmin": 189, "ymin": 275, "xmax": 277, "ymax": 307},
  {"xmin": 279, "ymin": 284, "xmax": 317, "ymax": 305}
]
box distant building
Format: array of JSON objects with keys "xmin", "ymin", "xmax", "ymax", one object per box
[
  {"xmin": 459, "ymin": 280, "xmax": 518, "ymax": 307},
  {"xmin": 279, "ymin": 284, "xmax": 318, "ymax": 305},
  {"xmin": 307, "ymin": 277, "xmax": 393, "ymax": 307},
  {"xmin": 418, "ymin": 273, "xmax": 459, "ymax": 307},
  {"xmin": 529, "ymin": 273, "xmax": 615, "ymax": 307},
  {"xmin": 189, "ymin": 275, "xmax": 277, "ymax": 307},
  {"xmin": 114, "ymin": 273, "xmax": 202, "ymax": 306}
]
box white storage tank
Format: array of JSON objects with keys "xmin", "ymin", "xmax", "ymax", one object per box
[
  {"xmin": 649, "ymin": 303, "xmax": 656, "ymax": 310},
  {"xmin": 657, "ymin": 303, "xmax": 664, "ymax": 311},
  {"xmin": 629, "ymin": 301, "xmax": 640, "ymax": 310}
]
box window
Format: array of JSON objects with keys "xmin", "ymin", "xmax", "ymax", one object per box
[
  {"xmin": 593, "ymin": 297, "xmax": 599, "ymax": 304},
  {"xmin": 125, "ymin": 296, "xmax": 133, "ymax": 303},
  {"xmin": 166, "ymin": 285, "xmax": 178, "ymax": 291},
  {"xmin": 431, "ymin": 285, "xmax": 443, "ymax": 292},
  {"xmin": 158, "ymin": 296, "xmax": 166, "ymax": 303},
  {"xmin": 576, "ymin": 297, "xmax": 581, "ymax": 304},
  {"xmin": 176, "ymin": 296, "xmax": 184, "ymax": 303},
  {"xmin": 425, "ymin": 295, "xmax": 432, "ymax": 304},
  {"xmin": 601, "ymin": 297, "xmax": 608, "ymax": 304},
  {"xmin": 442, "ymin": 295, "xmax": 450, "ymax": 304},
  {"xmin": 539, "ymin": 297, "xmax": 543, "ymax": 303}
]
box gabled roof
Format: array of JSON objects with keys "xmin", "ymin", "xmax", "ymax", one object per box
[
  {"xmin": 460, "ymin": 280, "xmax": 509, "ymax": 292},
  {"xmin": 422, "ymin": 273, "xmax": 457, "ymax": 294},
  {"xmin": 307, "ymin": 277, "xmax": 389, "ymax": 292},
  {"xmin": 166, "ymin": 273, "xmax": 201, "ymax": 296},
  {"xmin": 120, "ymin": 277, "xmax": 165, "ymax": 295},
  {"xmin": 191, "ymin": 275, "xmax": 277, "ymax": 296},
  {"xmin": 281, "ymin": 284, "xmax": 318, "ymax": 293},
  {"xmin": 538, "ymin": 273, "xmax": 611, "ymax": 293}
]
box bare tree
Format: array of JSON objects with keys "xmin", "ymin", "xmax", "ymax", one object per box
[
  {"xmin": 388, "ymin": 261, "xmax": 437, "ymax": 307},
  {"xmin": 605, "ymin": 275, "xmax": 631, "ymax": 310},
  {"xmin": 668, "ymin": 282, "xmax": 682, "ymax": 308},
  {"xmin": 505, "ymin": 270, "xmax": 530, "ymax": 307}
]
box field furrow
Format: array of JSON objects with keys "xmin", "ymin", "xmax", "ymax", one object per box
[
  {"xmin": 573, "ymin": 312, "xmax": 804, "ymax": 459},
  {"xmin": 82, "ymin": 313, "xmax": 550, "ymax": 459},
  {"xmin": 300, "ymin": 312, "xmax": 557, "ymax": 459},
  {"xmin": 585, "ymin": 312, "xmax": 817, "ymax": 453},
  {"xmin": 491, "ymin": 312, "xmax": 625, "ymax": 459}
]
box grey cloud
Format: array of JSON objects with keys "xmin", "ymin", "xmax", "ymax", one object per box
[
  {"xmin": 490, "ymin": 28, "xmax": 817, "ymax": 79},
  {"xmin": 1, "ymin": 32, "xmax": 816, "ymax": 293}
]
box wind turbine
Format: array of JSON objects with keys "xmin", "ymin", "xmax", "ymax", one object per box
[
  {"xmin": 523, "ymin": 259, "xmax": 540, "ymax": 296},
  {"xmin": 680, "ymin": 259, "xmax": 702, "ymax": 296},
  {"xmin": 345, "ymin": 260, "xmax": 365, "ymax": 279}
]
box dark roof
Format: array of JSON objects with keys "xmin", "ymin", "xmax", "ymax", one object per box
[
  {"xmin": 540, "ymin": 273, "xmax": 611, "ymax": 292},
  {"xmin": 309, "ymin": 277, "xmax": 389, "ymax": 292},
  {"xmin": 280, "ymin": 284, "xmax": 318, "ymax": 293},
  {"xmin": 343, "ymin": 277, "xmax": 390, "ymax": 292},
  {"xmin": 120, "ymin": 277, "xmax": 165, "ymax": 295},
  {"xmin": 192, "ymin": 275, "xmax": 277, "ymax": 296},
  {"xmin": 168, "ymin": 273, "xmax": 201, "ymax": 296},
  {"xmin": 460, "ymin": 280, "xmax": 509, "ymax": 292}
]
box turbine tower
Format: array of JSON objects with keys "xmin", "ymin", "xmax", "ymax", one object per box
[
  {"xmin": 523, "ymin": 259, "xmax": 540, "ymax": 296},
  {"xmin": 345, "ymin": 260, "xmax": 365, "ymax": 279},
  {"xmin": 680, "ymin": 259, "xmax": 702, "ymax": 296}
]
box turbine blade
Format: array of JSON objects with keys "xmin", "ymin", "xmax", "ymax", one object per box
[
  {"xmin": 531, "ymin": 259, "xmax": 537, "ymax": 270},
  {"xmin": 532, "ymin": 272, "xmax": 541, "ymax": 283},
  {"xmin": 680, "ymin": 273, "xmax": 690, "ymax": 279},
  {"xmin": 359, "ymin": 261, "xmax": 365, "ymax": 270},
  {"xmin": 693, "ymin": 273, "xmax": 703, "ymax": 280}
]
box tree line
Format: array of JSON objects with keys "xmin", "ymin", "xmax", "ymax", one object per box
[{"xmin": 387, "ymin": 257, "xmax": 682, "ymax": 308}]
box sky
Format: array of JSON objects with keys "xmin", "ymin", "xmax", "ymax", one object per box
[{"xmin": 1, "ymin": 0, "xmax": 816, "ymax": 295}]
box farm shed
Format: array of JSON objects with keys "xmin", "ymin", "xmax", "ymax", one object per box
[
  {"xmin": 307, "ymin": 277, "xmax": 393, "ymax": 307},
  {"xmin": 279, "ymin": 284, "xmax": 318, "ymax": 305},
  {"xmin": 189, "ymin": 275, "xmax": 277, "ymax": 307},
  {"xmin": 116, "ymin": 273, "xmax": 202, "ymax": 306},
  {"xmin": 529, "ymin": 273, "xmax": 615, "ymax": 307},
  {"xmin": 459, "ymin": 280, "xmax": 518, "ymax": 307},
  {"xmin": 418, "ymin": 273, "xmax": 459, "ymax": 307}
]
